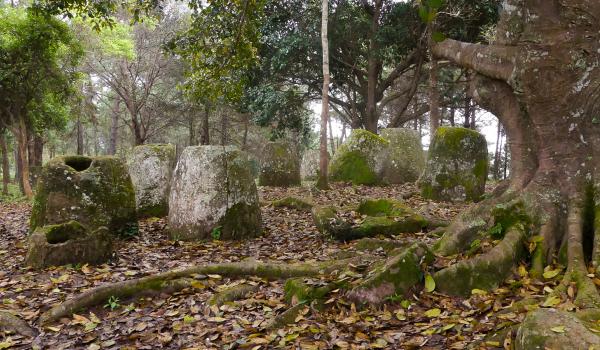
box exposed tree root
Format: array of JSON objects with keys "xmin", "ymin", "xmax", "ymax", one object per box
[
  {"xmin": 264, "ymin": 303, "xmax": 308, "ymax": 330},
  {"xmin": 433, "ymin": 192, "xmax": 517, "ymax": 256},
  {"xmin": 354, "ymin": 238, "xmax": 410, "ymax": 253},
  {"xmin": 434, "ymin": 224, "xmax": 527, "ymax": 296},
  {"xmin": 347, "ymin": 243, "xmax": 433, "ymax": 304},
  {"xmin": 208, "ymin": 284, "xmax": 260, "ymax": 306},
  {"xmin": 0, "ymin": 311, "xmax": 38, "ymax": 338},
  {"xmin": 40, "ymin": 258, "xmax": 365, "ymax": 325}
]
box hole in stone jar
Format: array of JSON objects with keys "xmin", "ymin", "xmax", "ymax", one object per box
[{"xmin": 64, "ymin": 156, "xmax": 92, "ymax": 171}]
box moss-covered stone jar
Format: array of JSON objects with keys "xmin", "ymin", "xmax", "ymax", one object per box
[
  {"xmin": 30, "ymin": 155, "xmax": 138, "ymax": 236},
  {"xmin": 127, "ymin": 143, "xmax": 176, "ymax": 217},
  {"xmin": 418, "ymin": 127, "xmax": 488, "ymax": 202},
  {"xmin": 329, "ymin": 129, "xmax": 389, "ymax": 185},
  {"xmin": 168, "ymin": 146, "xmax": 262, "ymax": 241},
  {"xmin": 258, "ymin": 141, "xmax": 301, "ymax": 187},
  {"xmin": 380, "ymin": 128, "xmax": 426, "ymax": 184},
  {"xmin": 26, "ymin": 221, "xmax": 113, "ymax": 268}
]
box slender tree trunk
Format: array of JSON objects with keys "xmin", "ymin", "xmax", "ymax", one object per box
[
  {"xmin": 188, "ymin": 113, "xmax": 196, "ymax": 146},
  {"xmin": 242, "ymin": 113, "xmax": 249, "ymax": 151},
  {"xmin": 0, "ymin": 132, "xmax": 10, "ymax": 195},
  {"xmin": 449, "ymin": 107, "xmax": 455, "ymax": 126},
  {"xmin": 15, "ymin": 119, "xmax": 32, "ymax": 198},
  {"xmin": 108, "ymin": 99, "xmax": 119, "ymax": 155},
  {"xmin": 220, "ymin": 110, "xmax": 228, "ymax": 146},
  {"xmin": 76, "ymin": 116, "xmax": 84, "ymax": 155},
  {"xmin": 200, "ymin": 104, "xmax": 210, "ymax": 145},
  {"xmin": 364, "ymin": 0, "xmax": 383, "ymax": 134},
  {"xmin": 328, "ymin": 116, "xmax": 335, "ymax": 156},
  {"xmin": 493, "ymin": 120, "xmax": 502, "ymax": 180},
  {"xmin": 316, "ymin": 0, "xmax": 330, "ymax": 190},
  {"xmin": 428, "ymin": 23, "xmax": 440, "ymax": 142}
]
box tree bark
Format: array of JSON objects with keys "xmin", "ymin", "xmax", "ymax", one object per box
[
  {"xmin": 108, "ymin": 99, "xmax": 119, "ymax": 155},
  {"xmin": 428, "ymin": 22, "xmax": 440, "ymax": 142},
  {"xmin": 76, "ymin": 116, "xmax": 84, "ymax": 155},
  {"xmin": 200, "ymin": 103, "xmax": 210, "ymax": 145},
  {"xmin": 431, "ymin": 0, "xmax": 600, "ymax": 308},
  {"xmin": 317, "ymin": 0, "xmax": 330, "ymax": 190},
  {"xmin": 0, "ymin": 132, "xmax": 10, "ymax": 195},
  {"xmin": 14, "ymin": 119, "xmax": 32, "ymax": 198}
]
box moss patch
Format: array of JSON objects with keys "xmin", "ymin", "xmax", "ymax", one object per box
[
  {"xmin": 272, "ymin": 197, "xmax": 313, "ymax": 212},
  {"xmin": 419, "ymin": 127, "xmax": 488, "ymax": 202},
  {"xmin": 329, "ymin": 129, "xmax": 389, "ymax": 186},
  {"xmin": 258, "ymin": 142, "xmax": 301, "ymax": 187}
]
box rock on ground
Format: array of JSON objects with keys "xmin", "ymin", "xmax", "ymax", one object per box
[
  {"xmin": 258, "ymin": 142, "xmax": 301, "ymax": 187},
  {"xmin": 30, "ymin": 155, "xmax": 138, "ymax": 236},
  {"xmin": 168, "ymin": 146, "xmax": 262, "ymax": 241},
  {"xmin": 329, "ymin": 129, "xmax": 389, "ymax": 186},
  {"xmin": 128, "ymin": 144, "xmax": 176, "ymax": 217},
  {"xmin": 380, "ymin": 128, "xmax": 425, "ymax": 184},
  {"xmin": 418, "ymin": 127, "xmax": 488, "ymax": 202},
  {"xmin": 515, "ymin": 308, "xmax": 600, "ymax": 349},
  {"xmin": 26, "ymin": 221, "xmax": 113, "ymax": 268}
]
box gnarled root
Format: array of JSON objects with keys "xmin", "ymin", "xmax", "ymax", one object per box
[
  {"xmin": 40, "ymin": 258, "xmax": 365, "ymax": 325},
  {"xmin": 0, "ymin": 311, "xmax": 37, "ymax": 337},
  {"xmin": 434, "ymin": 224, "xmax": 527, "ymax": 296},
  {"xmin": 208, "ymin": 283, "xmax": 260, "ymax": 306}
]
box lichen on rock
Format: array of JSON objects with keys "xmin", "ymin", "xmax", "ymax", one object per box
[
  {"xmin": 380, "ymin": 128, "xmax": 426, "ymax": 184},
  {"xmin": 26, "ymin": 221, "xmax": 113, "ymax": 268},
  {"xmin": 329, "ymin": 129, "xmax": 389, "ymax": 186},
  {"xmin": 168, "ymin": 146, "xmax": 262, "ymax": 241},
  {"xmin": 258, "ymin": 141, "xmax": 301, "ymax": 187},
  {"xmin": 127, "ymin": 144, "xmax": 176, "ymax": 218},
  {"xmin": 515, "ymin": 308, "xmax": 600, "ymax": 350},
  {"xmin": 30, "ymin": 155, "xmax": 138, "ymax": 237},
  {"xmin": 418, "ymin": 127, "xmax": 488, "ymax": 202}
]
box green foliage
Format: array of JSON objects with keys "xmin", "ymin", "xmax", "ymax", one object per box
[
  {"xmin": 169, "ymin": 0, "xmax": 266, "ymax": 103},
  {"xmin": 211, "ymin": 226, "xmax": 222, "ymax": 240},
  {"xmin": 104, "ymin": 296, "xmax": 121, "ymax": 311},
  {"xmin": 0, "ymin": 7, "xmax": 83, "ymax": 133}
]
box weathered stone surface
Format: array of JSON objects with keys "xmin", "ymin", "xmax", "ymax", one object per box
[
  {"xmin": 329, "ymin": 129, "xmax": 389, "ymax": 185},
  {"xmin": 515, "ymin": 309, "xmax": 600, "ymax": 350},
  {"xmin": 258, "ymin": 142, "xmax": 301, "ymax": 187},
  {"xmin": 168, "ymin": 146, "xmax": 262, "ymax": 241},
  {"xmin": 347, "ymin": 243, "xmax": 434, "ymax": 304},
  {"xmin": 418, "ymin": 127, "xmax": 488, "ymax": 202},
  {"xmin": 300, "ymin": 149, "xmax": 320, "ymax": 181},
  {"xmin": 380, "ymin": 128, "xmax": 425, "ymax": 184},
  {"xmin": 26, "ymin": 221, "xmax": 113, "ymax": 268},
  {"xmin": 128, "ymin": 144, "xmax": 176, "ymax": 217},
  {"xmin": 30, "ymin": 155, "xmax": 138, "ymax": 237}
]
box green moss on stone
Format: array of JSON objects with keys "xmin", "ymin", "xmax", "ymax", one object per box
[
  {"xmin": 329, "ymin": 129, "xmax": 389, "ymax": 186},
  {"xmin": 312, "ymin": 206, "xmax": 339, "ymax": 234},
  {"xmin": 30, "ymin": 155, "xmax": 138, "ymax": 237},
  {"xmin": 419, "ymin": 127, "xmax": 488, "ymax": 202},
  {"xmin": 272, "ymin": 197, "xmax": 313, "ymax": 212},
  {"xmin": 44, "ymin": 220, "xmax": 87, "ymax": 244},
  {"xmin": 258, "ymin": 142, "xmax": 301, "ymax": 187}
]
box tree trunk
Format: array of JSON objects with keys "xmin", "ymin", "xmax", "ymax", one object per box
[
  {"xmin": 220, "ymin": 110, "xmax": 228, "ymax": 146},
  {"xmin": 493, "ymin": 120, "xmax": 502, "ymax": 180},
  {"xmin": 200, "ymin": 104, "xmax": 210, "ymax": 146},
  {"xmin": 431, "ymin": 0, "xmax": 600, "ymax": 310},
  {"xmin": 316, "ymin": 0, "xmax": 330, "ymax": 190},
  {"xmin": 14, "ymin": 119, "xmax": 32, "ymax": 198},
  {"xmin": 428, "ymin": 22, "xmax": 441, "ymax": 142},
  {"xmin": 0, "ymin": 132, "xmax": 10, "ymax": 195},
  {"xmin": 76, "ymin": 116, "xmax": 84, "ymax": 155},
  {"xmin": 108, "ymin": 99, "xmax": 119, "ymax": 155},
  {"xmin": 328, "ymin": 116, "xmax": 335, "ymax": 156},
  {"xmin": 242, "ymin": 113, "xmax": 249, "ymax": 151}
]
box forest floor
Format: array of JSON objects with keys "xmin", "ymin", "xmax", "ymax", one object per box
[{"xmin": 0, "ymin": 183, "xmax": 557, "ymax": 349}]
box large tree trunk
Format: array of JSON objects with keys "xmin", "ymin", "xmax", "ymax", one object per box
[
  {"xmin": 0, "ymin": 132, "xmax": 10, "ymax": 195},
  {"xmin": 317, "ymin": 0, "xmax": 330, "ymax": 190},
  {"xmin": 431, "ymin": 0, "xmax": 600, "ymax": 310}
]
